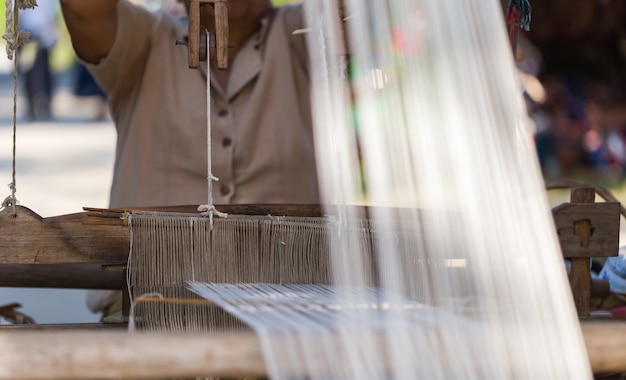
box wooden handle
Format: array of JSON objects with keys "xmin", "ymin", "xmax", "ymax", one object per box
[
  {"xmin": 214, "ymin": 0, "xmax": 229, "ymax": 69},
  {"xmin": 187, "ymin": 0, "xmax": 228, "ymax": 69},
  {"xmin": 188, "ymin": 0, "xmax": 201, "ymax": 68}
]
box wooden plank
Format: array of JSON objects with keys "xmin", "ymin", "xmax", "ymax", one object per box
[
  {"xmin": 0, "ymin": 206, "xmax": 129, "ymax": 265},
  {"xmin": 2, "ymin": 201, "xmax": 613, "ymax": 261},
  {"xmin": 0, "ymin": 204, "xmax": 352, "ymax": 270},
  {"xmin": 552, "ymin": 202, "xmax": 620, "ymax": 258}
]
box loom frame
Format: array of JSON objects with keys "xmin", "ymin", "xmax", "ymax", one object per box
[{"xmin": 0, "ymin": 186, "xmax": 624, "ymax": 378}]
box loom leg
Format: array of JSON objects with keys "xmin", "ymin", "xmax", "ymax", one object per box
[{"xmin": 570, "ymin": 187, "xmax": 594, "ymax": 318}]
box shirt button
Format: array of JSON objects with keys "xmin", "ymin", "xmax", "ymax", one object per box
[
  {"xmin": 222, "ymin": 137, "xmax": 232, "ymax": 147},
  {"xmin": 220, "ymin": 185, "xmax": 230, "ymax": 196},
  {"xmin": 218, "ymin": 109, "xmax": 229, "ymax": 117}
]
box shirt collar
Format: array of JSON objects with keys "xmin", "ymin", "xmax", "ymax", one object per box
[
  {"xmin": 184, "ymin": 10, "xmax": 275, "ymax": 100},
  {"xmin": 211, "ymin": 10, "xmax": 275, "ymax": 99}
]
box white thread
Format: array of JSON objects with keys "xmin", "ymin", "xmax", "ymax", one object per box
[
  {"xmin": 128, "ymin": 292, "xmax": 164, "ymax": 332},
  {"xmin": 200, "ymin": 29, "xmax": 227, "ymax": 225},
  {"xmin": 126, "ymin": 213, "xmax": 135, "ymax": 311}
]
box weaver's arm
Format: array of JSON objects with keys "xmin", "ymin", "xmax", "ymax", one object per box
[{"xmin": 59, "ymin": 0, "xmax": 118, "ymax": 64}]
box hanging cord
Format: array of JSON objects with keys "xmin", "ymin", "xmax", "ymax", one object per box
[
  {"xmin": 197, "ymin": 30, "xmax": 227, "ymax": 225},
  {"xmin": 1, "ymin": 0, "xmax": 36, "ymax": 215},
  {"xmin": 505, "ymin": 0, "xmax": 531, "ymax": 52}
]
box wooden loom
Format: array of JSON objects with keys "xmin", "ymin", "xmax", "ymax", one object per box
[
  {"xmin": 0, "ymin": 188, "xmax": 625, "ymax": 377},
  {"xmin": 2, "ymin": 1, "xmax": 626, "ymax": 379}
]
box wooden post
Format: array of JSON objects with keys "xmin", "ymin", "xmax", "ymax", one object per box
[{"xmin": 570, "ymin": 187, "xmax": 595, "ymax": 317}]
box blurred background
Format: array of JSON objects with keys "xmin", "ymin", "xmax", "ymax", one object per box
[{"xmin": 0, "ymin": 0, "xmax": 625, "ymax": 323}]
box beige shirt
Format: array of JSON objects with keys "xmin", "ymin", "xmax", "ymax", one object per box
[{"xmin": 88, "ymin": 1, "xmax": 318, "ymax": 208}]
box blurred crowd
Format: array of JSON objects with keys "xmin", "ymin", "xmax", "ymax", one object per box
[
  {"xmin": 5, "ymin": 0, "xmax": 185, "ymax": 122},
  {"xmin": 6, "ymin": 0, "xmax": 626, "ymax": 183},
  {"xmin": 520, "ymin": 0, "xmax": 626, "ymax": 183}
]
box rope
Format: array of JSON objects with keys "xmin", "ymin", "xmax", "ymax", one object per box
[
  {"xmin": 197, "ymin": 30, "xmax": 227, "ymax": 224},
  {"xmin": 2, "ymin": 0, "xmax": 36, "ymax": 215}
]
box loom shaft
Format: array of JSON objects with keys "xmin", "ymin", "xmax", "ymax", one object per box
[{"xmin": 0, "ymin": 322, "xmax": 625, "ymax": 379}]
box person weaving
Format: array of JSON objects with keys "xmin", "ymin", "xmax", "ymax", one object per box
[
  {"xmin": 60, "ymin": 0, "xmax": 319, "ymax": 208},
  {"xmin": 59, "ymin": 0, "xmax": 319, "ymax": 317}
]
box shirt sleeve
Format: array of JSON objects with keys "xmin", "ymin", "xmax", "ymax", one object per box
[{"xmin": 85, "ymin": 1, "xmax": 156, "ymax": 100}]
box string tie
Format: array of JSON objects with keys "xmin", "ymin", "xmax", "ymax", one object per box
[
  {"xmin": 199, "ymin": 28, "xmax": 227, "ymax": 224},
  {"xmin": 197, "ymin": 204, "xmax": 228, "ymax": 227},
  {"xmin": 3, "ymin": 0, "xmax": 36, "ymax": 59},
  {"xmin": 1, "ymin": 194, "xmax": 17, "ymax": 209}
]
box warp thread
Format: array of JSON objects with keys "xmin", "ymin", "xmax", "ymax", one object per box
[{"xmin": 198, "ymin": 30, "xmax": 227, "ymax": 225}]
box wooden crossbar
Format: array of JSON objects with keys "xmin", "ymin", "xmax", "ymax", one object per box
[{"xmin": 0, "ymin": 322, "xmax": 624, "ymax": 379}]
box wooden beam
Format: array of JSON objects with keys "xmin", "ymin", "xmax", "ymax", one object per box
[
  {"xmin": 0, "ymin": 264, "xmax": 124, "ymax": 289},
  {"xmin": 0, "ymin": 330, "xmax": 266, "ymax": 380},
  {"xmin": 583, "ymin": 321, "xmax": 626, "ymax": 374},
  {"xmin": 0, "ymin": 322, "xmax": 624, "ymax": 379},
  {"xmin": 0, "ymin": 206, "xmax": 128, "ymax": 265}
]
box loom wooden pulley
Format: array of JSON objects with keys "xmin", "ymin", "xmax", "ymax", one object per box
[
  {"xmin": 551, "ymin": 186, "xmax": 622, "ymax": 317},
  {"xmin": 187, "ymin": 0, "xmax": 228, "ymax": 69}
]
